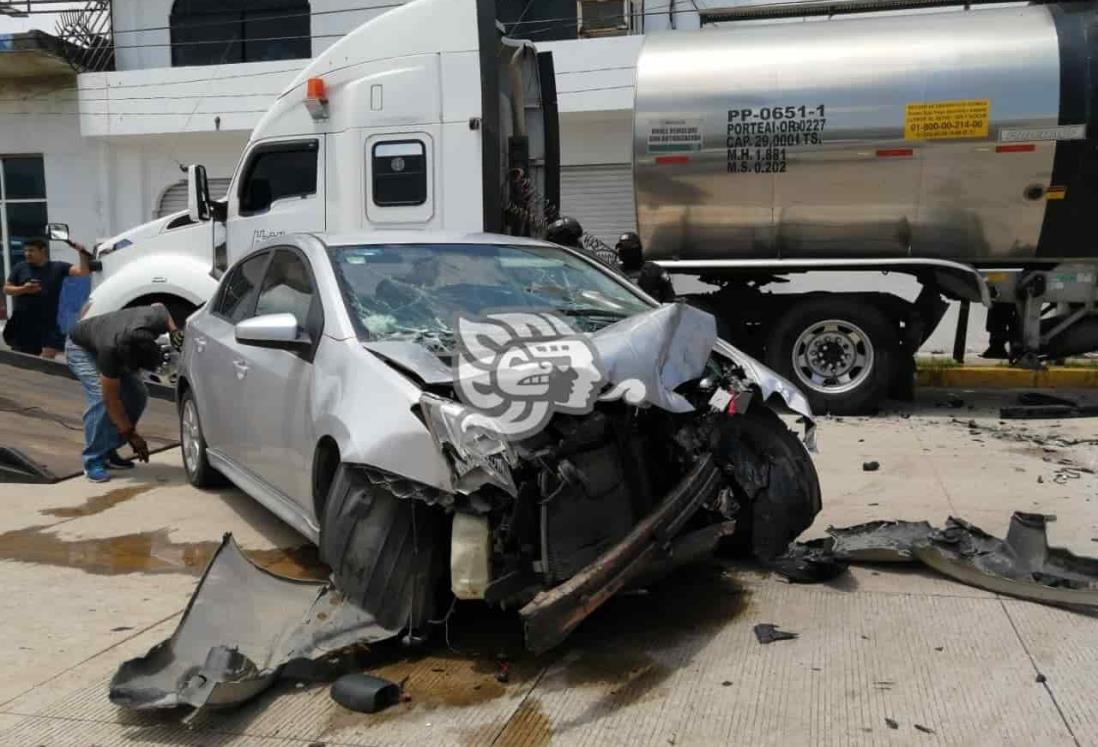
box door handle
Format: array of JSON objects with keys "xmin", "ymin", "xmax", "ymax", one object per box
[
  {"xmin": 193, "ymin": 335, "xmax": 207, "ymax": 353},
  {"xmin": 233, "ymin": 359, "xmax": 249, "ymax": 380}
]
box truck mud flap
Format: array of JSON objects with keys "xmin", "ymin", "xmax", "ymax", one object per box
[{"xmin": 520, "ymin": 453, "xmax": 723, "ymax": 655}]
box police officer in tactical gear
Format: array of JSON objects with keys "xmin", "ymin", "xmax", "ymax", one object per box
[
  {"xmin": 545, "ymin": 216, "xmax": 584, "ymax": 249},
  {"xmin": 615, "ymin": 231, "xmax": 675, "ymax": 302}
]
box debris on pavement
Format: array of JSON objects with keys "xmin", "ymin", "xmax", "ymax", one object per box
[
  {"xmin": 109, "ymin": 535, "xmax": 400, "ymax": 716},
  {"xmin": 862, "ymin": 461, "xmax": 880, "ymax": 472},
  {"xmin": 771, "ymin": 513, "xmax": 1098, "ymax": 609},
  {"xmin": 885, "ymin": 718, "xmax": 899, "ymax": 730},
  {"xmin": 753, "ymin": 623, "xmax": 798, "ymax": 644},
  {"xmin": 1000, "ymin": 392, "xmax": 1098, "ymax": 420},
  {"xmin": 329, "ymin": 673, "xmax": 402, "ymax": 714},
  {"xmin": 914, "ymin": 723, "xmax": 935, "ymax": 734}
]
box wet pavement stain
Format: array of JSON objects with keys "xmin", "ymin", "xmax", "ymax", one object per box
[
  {"xmin": 0, "ymin": 524, "xmax": 327, "ymax": 579},
  {"xmin": 40, "ymin": 485, "xmax": 153, "ymax": 519},
  {"xmin": 314, "ymin": 563, "xmax": 750, "ymax": 742},
  {"xmin": 494, "ymin": 698, "xmax": 551, "ymax": 747}
]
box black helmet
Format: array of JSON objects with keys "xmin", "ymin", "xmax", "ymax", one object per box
[
  {"xmin": 615, "ymin": 231, "xmax": 641, "ymax": 251},
  {"xmin": 546, "ymin": 216, "xmax": 583, "ymax": 248},
  {"xmin": 616, "ymin": 231, "xmax": 643, "ymax": 270}
]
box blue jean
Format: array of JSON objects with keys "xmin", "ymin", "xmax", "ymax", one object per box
[{"xmin": 65, "ymin": 338, "xmax": 148, "ymax": 470}]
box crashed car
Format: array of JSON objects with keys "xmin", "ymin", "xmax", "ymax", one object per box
[{"xmin": 173, "ymin": 231, "xmax": 819, "ymax": 659}]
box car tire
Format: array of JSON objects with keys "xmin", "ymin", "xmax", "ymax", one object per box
[
  {"xmin": 715, "ymin": 407, "xmax": 822, "ymax": 560},
  {"xmin": 766, "ymin": 296, "xmax": 897, "ymax": 415},
  {"xmin": 179, "ymin": 390, "xmax": 224, "ymax": 488}
]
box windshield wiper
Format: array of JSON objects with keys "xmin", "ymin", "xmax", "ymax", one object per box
[{"xmin": 558, "ymin": 307, "xmax": 629, "ymax": 320}]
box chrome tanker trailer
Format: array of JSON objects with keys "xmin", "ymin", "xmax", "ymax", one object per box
[{"xmin": 633, "ymin": 1, "xmax": 1098, "ymax": 413}]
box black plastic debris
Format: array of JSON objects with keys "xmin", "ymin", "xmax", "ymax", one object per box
[
  {"xmin": 1036, "ymin": 673, "xmax": 1047, "ymax": 684},
  {"xmin": 914, "ymin": 724, "xmax": 935, "ymax": 734},
  {"xmin": 753, "ymin": 623, "xmax": 797, "ymax": 644},
  {"xmin": 768, "ymin": 514, "xmax": 1098, "ymax": 611},
  {"xmin": 885, "ymin": 718, "xmax": 899, "ymax": 730},
  {"xmin": 1001, "ymin": 392, "xmax": 1098, "ymax": 420},
  {"xmin": 761, "ymin": 540, "xmax": 848, "ymax": 583},
  {"xmin": 862, "ymin": 461, "xmax": 880, "ymax": 472},
  {"xmin": 330, "ymin": 673, "xmax": 402, "ymax": 714}
]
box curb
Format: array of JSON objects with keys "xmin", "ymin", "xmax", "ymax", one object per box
[{"xmin": 917, "ymin": 365, "xmax": 1098, "ymax": 389}]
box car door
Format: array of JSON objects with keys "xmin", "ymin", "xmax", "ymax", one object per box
[
  {"xmin": 234, "ymin": 247, "xmax": 323, "ymax": 510},
  {"xmin": 191, "ymin": 250, "xmax": 271, "ymax": 465},
  {"xmin": 226, "ymin": 139, "xmax": 325, "ymax": 267}
]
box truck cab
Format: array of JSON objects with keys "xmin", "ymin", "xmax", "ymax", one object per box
[{"xmin": 85, "ymin": 0, "xmax": 559, "ymax": 324}]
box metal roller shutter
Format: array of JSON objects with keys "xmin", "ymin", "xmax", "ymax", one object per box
[
  {"xmin": 155, "ymin": 178, "xmax": 233, "ymax": 219},
  {"xmin": 560, "ymin": 164, "xmax": 636, "ymax": 244}
]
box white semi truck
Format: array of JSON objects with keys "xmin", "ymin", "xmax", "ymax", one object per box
[
  {"xmin": 84, "ymin": 0, "xmax": 1098, "ymax": 414},
  {"xmin": 85, "ymin": 0, "xmax": 559, "ymax": 327}
]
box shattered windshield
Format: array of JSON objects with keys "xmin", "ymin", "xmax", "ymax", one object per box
[{"xmin": 328, "ymin": 243, "xmax": 652, "ymax": 350}]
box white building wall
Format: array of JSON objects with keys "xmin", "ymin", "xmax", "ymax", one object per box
[
  {"xmin": 111, "ymin": 0, "xmax": 172, "ymax": 71},
  {"xmin": 0, "ymin": 78, "xmax": 101, "ymax": 263}
]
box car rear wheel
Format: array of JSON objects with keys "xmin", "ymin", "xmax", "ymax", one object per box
[{"xmin": 180, "ymin": 390, "xmax": 223, "ymax": 488}]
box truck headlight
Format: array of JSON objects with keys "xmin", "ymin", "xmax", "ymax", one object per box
[{"xmin": 419, "ymin": 394, "xmax": 518, "ymax": 496}]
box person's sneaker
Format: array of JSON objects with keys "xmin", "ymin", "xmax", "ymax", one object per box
[
  {"xmin": 85, "ymin": 463, "xmax": 111, "ymax": 483},
  {"xmin": 107, "ymin": 450, "xmax": 136, "ymax": 470}
]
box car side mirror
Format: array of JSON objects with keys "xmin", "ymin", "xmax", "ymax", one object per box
[
  {"xmin": 187, "ymin": 164, "xmax": 211, "ymax": 223},
  {"xmin": 47, "ymin": 223, "xmax": 70, "ymax": 242},
  {"xmin": 235, "ymin": 313, "xmax": 311, "ymax": 352}
]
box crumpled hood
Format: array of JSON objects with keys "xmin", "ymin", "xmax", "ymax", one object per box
[{"xmin": 365, "ymin": 304, "xmax": 815, "ymax": 446}]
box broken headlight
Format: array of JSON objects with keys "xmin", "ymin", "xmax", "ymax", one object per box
[{"xmin": 419, "ymin": 394, "xmax": 518, "ymax": 496}]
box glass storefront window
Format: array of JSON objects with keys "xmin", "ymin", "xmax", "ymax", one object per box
[
  {"xmin": 0, "ymin": 155, "xmax": 49, "ymax": 319},
  {"xmin": 5, "ymin": 202, "xmax": 49, "ymax": 268},
  {"xmin": 2, "ymin": 157, "xmax": 47, "ymax": 200}
]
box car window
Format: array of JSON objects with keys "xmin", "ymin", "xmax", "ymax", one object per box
[
  {"xmin": 216, "ymin": 251, "xmax": 269, "ymax": 323},
  {"xmin": 255, "ymin": 249, "xmax": 316, "ymax": 330},
  {"xmin": 239, "ymin": 142, "xmax": 318, "ymax": 215}
]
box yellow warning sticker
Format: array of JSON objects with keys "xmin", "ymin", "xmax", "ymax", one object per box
[{"xmin": 904, "ymin": 100, "xmax": 990, "ymax": 140}]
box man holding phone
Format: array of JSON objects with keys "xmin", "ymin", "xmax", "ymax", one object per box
[{"xmin": 3, "ymin": 235, "xmax": 92, "ymax": 358}]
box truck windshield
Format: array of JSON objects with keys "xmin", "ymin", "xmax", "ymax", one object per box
[{"xmin": 328, "ymin": 243, "xmax": 652, "ymax": 350}]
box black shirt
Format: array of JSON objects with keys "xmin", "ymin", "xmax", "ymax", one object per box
[
  {"xmin": 69, "ymin": 306, "xmax": 172, "ymax": 378},
  {"xmin": 7, "ymin": 260, "xmax": 71, "ymax": 322}
]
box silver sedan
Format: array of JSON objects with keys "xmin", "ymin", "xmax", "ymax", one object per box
[{"xmin": 177, "ymin": 231, "xmax": 820, "ymax": 653}]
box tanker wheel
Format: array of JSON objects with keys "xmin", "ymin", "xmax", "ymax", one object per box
[{"xmin": 766, "ymin": 296, "xmax": 896, "ymax": 415}]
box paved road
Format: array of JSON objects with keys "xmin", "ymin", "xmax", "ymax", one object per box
[{"xmin": 1, "ymin": 389, "xmax": 1096, "ymax": 746}]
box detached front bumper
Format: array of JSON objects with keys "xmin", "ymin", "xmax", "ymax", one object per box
[{"xmin": 520, "ymin": 453, "xmax": 725, "ymax": 654}]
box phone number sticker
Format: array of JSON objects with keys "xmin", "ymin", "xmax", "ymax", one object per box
[{"xmin": 905, "ymin": 100, "xmax": 990, "ymax": 141}]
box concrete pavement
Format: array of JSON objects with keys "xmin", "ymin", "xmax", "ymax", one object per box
[{"xmin": 1, "ymin": 389, "xmax": 1097, "ymax": 746}]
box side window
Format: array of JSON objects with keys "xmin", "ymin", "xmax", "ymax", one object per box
[
  {"xmin": 238, "ymin": 142, "xmax": 318, "ymax": 215},
  {"xmin": 216, "ymin": 252, "xmax": 269, "ymax": 323},
  {"xmin": 255, "ymin": 249, "xmax": 317, "ymax": 331},
  {"xmin": 371, "ymin": 140, "xmax": 427, "ymax": 207}
]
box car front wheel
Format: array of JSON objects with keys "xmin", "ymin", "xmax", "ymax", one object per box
[{"xmin": 180, "ymin": 390, "xmax": 223, "ymax": 488}]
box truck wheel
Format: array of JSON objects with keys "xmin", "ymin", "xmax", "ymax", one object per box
[
  {"xmin": 766, "ymin": 297, "xmax": 896, "ymax": 415},
  {"xmin": 715, "ymin": 407, "xmax": 822, "ymax": 560},
  {"xmin": 179, "ymin": 390, "xmax": 224, "ymax": 488}
]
